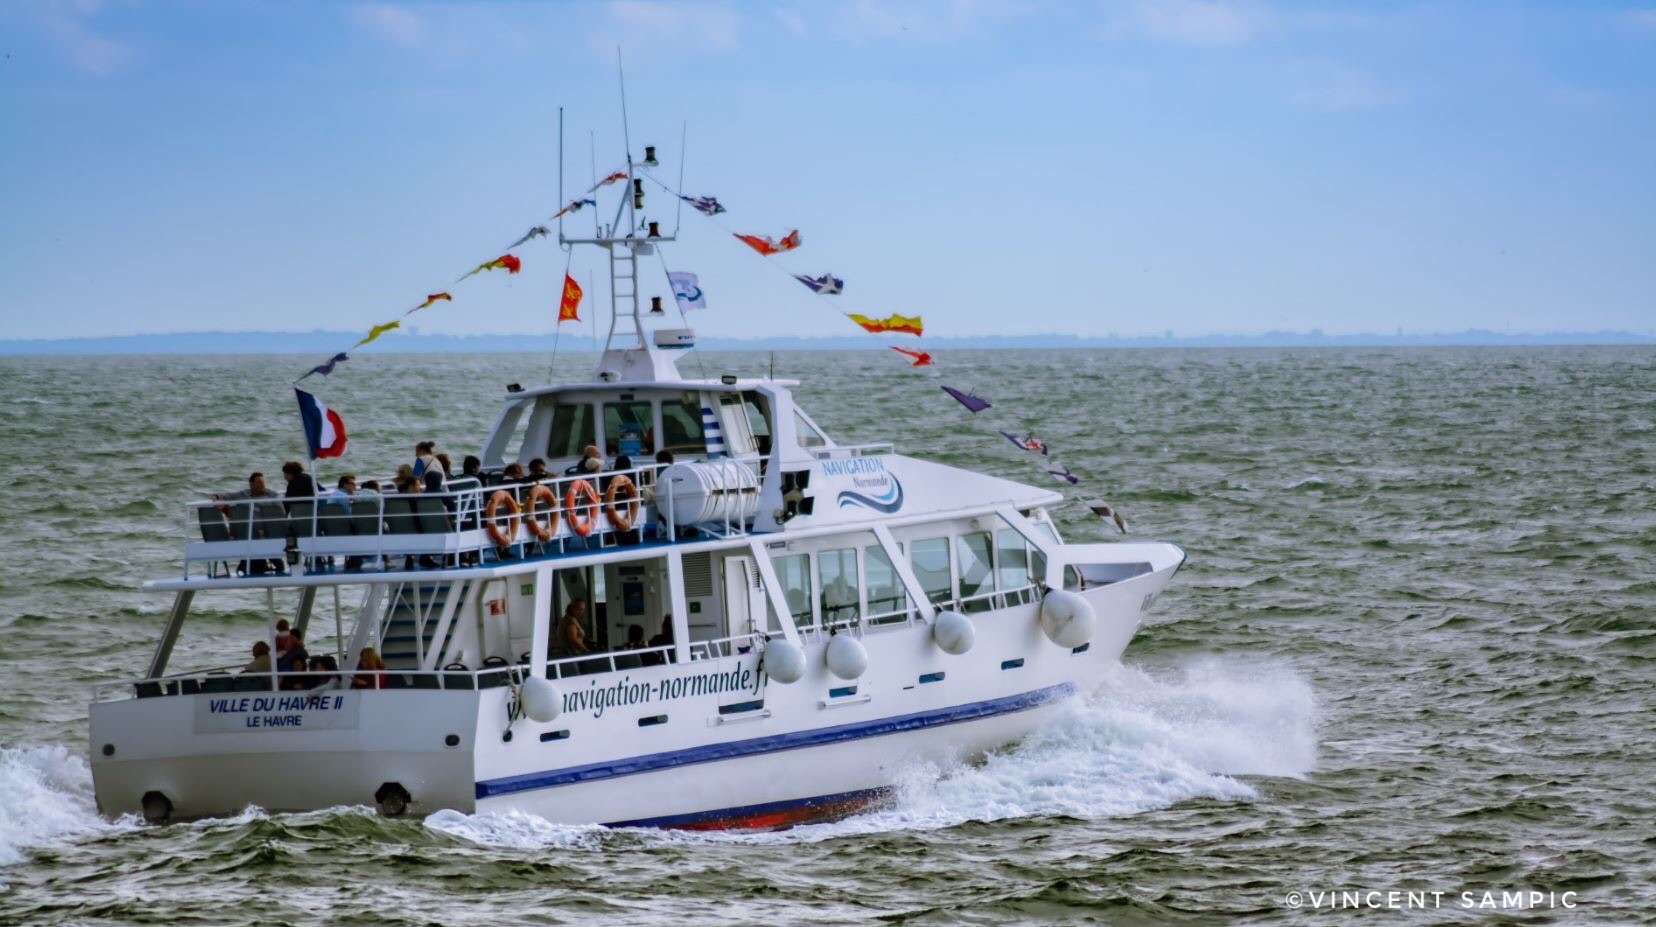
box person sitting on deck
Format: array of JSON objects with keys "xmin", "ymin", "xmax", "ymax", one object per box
[
  {"xmin": 556, "ymin": 601, "xmax": 591, "ymax": 657},
  {"xmin": 274, "ymin": 618, "xmax": 295, "ymax": 655},
  {"xmin": 644, "ymin": 615, "xmax": 674, "ymax": 665},
  {"xmin": 242, "ymin": 640, "xmax": 272, "ymax": 675},
  {"xmin": 212, "ymin": 472, "xmax": 285, "ymax": 575},
  {"xmin": 528, "ymin": 458, "xmax": 551, "ymax": 482},
  {"xmin": 352, "ymin": 647, "xmax": 387, "ymax": 690},
  {"xmin": 279, "ymin": 630, "xmax": 311, "ymax": 689},
  {"xmin": 564, "ymin": 446, "xmax": 602, "ymax": 477},
  {"xmin": 498, "ymin": 462, "xmax": 526, "ymax": 487},
  {"xmin": 321, "ymin": 474, "xmax": 356, "ymax": 501},
  {"xmin": 461, "ymin": 455, "xmax": 483, "ymax": 483},
  {"xmin": 310, "ymin": 654, "xmax": 340, "ymax": 688}
]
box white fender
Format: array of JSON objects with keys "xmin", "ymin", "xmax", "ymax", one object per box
[
  {"xmin": 763, "ymin": 639, "xmax": 807, "ymax": 684},
  {"xmin": 932, "ymin": 610, "xmax": 976, "ymax": 655},
  {"xmin": 825, "ymin": 633, "xmax": 869, "ymax": 680},
  {"xmin": 519, "ymin": 675, "xmax": 562, "ymax": 723},
  {"xmin": 1040, "ymin": 589, "xmax": 1096, "ymax": 648}
]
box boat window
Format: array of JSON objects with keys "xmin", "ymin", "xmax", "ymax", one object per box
[
  {"xmin": 488, "ymin": 399, "xmax": 532, "ymax": 466},
  {"xmin": 794, "ymin": 411, "xmax": 827, "ymax": 449},
  {"xmin": 740, "ymin": 391, "xmax": 773, "ymax": 455},
  {"xmin": 817, "ymin": 548, "xmax": 859, "ymax": 627},
  {"xmin": 603, "ymin": 401, "xmax": 654, "ymax": 458},
  {"xmin": 546, "ymin": 403, "xmax": 596, "ymax": 460},
  {"xmin": 719, "ymin": 393, "xmax": 755, "ymax": 455},
  {"xmin": 864, "ymin": 545, "xmax": 906, "ymax": 624},
  {"xmin": 772, "ymin": 553, "xmax": 814, "ymax": 632},
  {"xmin": 661, "ymin": 397, "xmax": 705, "ymax": 457},
  {"xmin": 910, "ymin": 537, "xmax": 952, "ymax": 607},
  {"xmin": 996, "ymin": 530, "xmax": 1030, "ymax": 590},
  {"xmin": 956, "ymin": 532, "xmax": 994, "ymax": 612}
]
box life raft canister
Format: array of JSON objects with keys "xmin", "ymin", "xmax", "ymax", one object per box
[
  {"xmin": 484, "ymin": 490, "xmax": 520, "ymax": 548},
  {"xmin": 523, "ymin": 483, "xmax": 557, "ymax": 541},
  {"xmin": 564, "ymin": 479, "xmax": 600, "ymax": 537},
  {"xmin": 605, "ymin": 475, "xmax": 640, "ymax": 531}
]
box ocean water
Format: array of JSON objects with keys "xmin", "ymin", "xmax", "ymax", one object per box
[{"xmin": 0, "ymin": 346, "xmax": 1651, "ymax": 925}]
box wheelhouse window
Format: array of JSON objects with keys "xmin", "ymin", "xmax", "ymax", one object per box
[
  {"xmin": 772, "ymin": 553, "xmax": 814, "ymax": 633},
  {"xmin": 794, "ymin": 412, "xmax": 827, "ymax": 449},
  {"xmin": 740, "ymin": 391, "xmax": 772, "ymax": 455},
  {"xmin": 603, "ymin": 400, "xmax": 654, "ymax": 458},
  {"xmin": 546, "ymin": 403, "xmax": 596, "ymax": 460},
  {"xmin": 865, "ymin": 544, "xmax": 906, "ymax": 624},
  {"xmin": 910, "ymin": 537, "xmax": 952, "ymax": 607},
  {"xmin": 956, "ymin": 532, "xmax": 995, "ymax": 613},
  {"xmin": 817, "ymin": 548, "xmax": 859, "ymax": 627},
  {"xmin": 996, "ymin": 530, "xmax": 1035, "ymax": 605},
  {"xmin": 661, "ymin": 397, "xmax": 705, "ymax": 457}
]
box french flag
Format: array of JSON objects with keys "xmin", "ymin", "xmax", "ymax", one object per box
[{"xmin": 294, "ymin": 388, "xmax": 348, "ymax": 459}]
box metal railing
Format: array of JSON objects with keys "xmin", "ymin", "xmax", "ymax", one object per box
[{"xmin": 181, "ymin": 463, "xmax": 675, "ymax": 579}]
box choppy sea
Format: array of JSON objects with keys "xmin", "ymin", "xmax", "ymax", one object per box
[{"xmin": 0, "ymin": 347, "xmax": 1651, "ymax": 925}]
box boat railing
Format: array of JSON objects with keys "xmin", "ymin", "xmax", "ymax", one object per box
[
  {"xmin": 180, "ymin": 463, "xmax": 679, "ymax": 579},
  {"xmin": 92, "ymin": 665, "xmax": 500, "ymax": 702}
]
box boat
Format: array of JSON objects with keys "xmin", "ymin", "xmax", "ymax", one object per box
[{"xmin": 87, "ymin": 108, "xmax": 1185, "ymax": 830}]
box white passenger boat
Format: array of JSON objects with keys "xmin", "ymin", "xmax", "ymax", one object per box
[{"xmin": 88, "ymin": 130, "xmax": 1184, "ymax": 830}]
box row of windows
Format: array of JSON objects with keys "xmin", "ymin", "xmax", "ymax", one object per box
[
  {"xmin": 516, "ymin": 390, "xmax": 832, "ymax": 463},
  {"xmin": 770, "ymin": 528, "xmax": 1048, "ymax": 631}
]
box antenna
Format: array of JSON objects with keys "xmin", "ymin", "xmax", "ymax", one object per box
[
  {"xmin": 673, "ymin": 121, "xmax": 686, "ymax": 237},
  {"xmin": 618, "ymin": 49, "xmax": 635, "ymax": 241}
]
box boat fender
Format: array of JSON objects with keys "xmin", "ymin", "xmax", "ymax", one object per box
[
  {"xmin": 932, "ymin": 610, "xmax": 975, "ymax": 655},
  {"xmin": 762, "ymin": 638, "xmax": 806, "ymax": 684},
  {"xmin": 825, "ymin": 633, "xmax": 869, "ymax": 680},
  {"xmin": 519, "ymin": 675, "xmax": 562, "ymax": 723},
  {"xmin": 1039, "ymin": 589, "xmax": 1096, "ymax": 648}
]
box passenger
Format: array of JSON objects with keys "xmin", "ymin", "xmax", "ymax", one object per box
[
  {"xmin": 622, "ymin": 624, "xmax": 646, "ymax": 650},
  {"xmin": 423, "ymin": 468, "xmax": 446, "ymax": 494},
  {"xmin": 281, "ymin": 461, "xmax": 316, "ymax": 508},
  {"xmin": 321, "ymin": 474, "xmax": 357, "ymax": 501},
  {"xmin": 500, "ymin": 462, "xmax": 526, "ymax": 486},
  {"xmin": 352, "ymin": 647, "xmax": 387, "ymax": 689},
  {"xmin": 279, "ymin": 630, "xmax": 310, "ymax": 689},
  {"xmin": 564, "ymin": 446, "xmax": 602, "ymax": 476},
  {"xmin": 212, "ymin": 472, "xmax": 284, "ymax": 574},
  {"xmin": 436, "ymin": 453, "xmax": 453, "ymax": 479},
  {"xmin": 360, "ymin": 478, "xmax": 382, "ymax": 494},
  {"xmin": 274, "ymin": 618, "xmax": 295, "ymax": 655},
  {"xmin": 310, "ymin": 654, "xmax": 340, "ymax": 688},
  {"xmin": 655, "ymin": 449, "xmax": 674, "ymax": 466},
  {"xmin": 395, "ymin": 463, "xmax": 415, "ymax": 485},
  {"xmin": 413, "ymin": 441, "xmax": 444, "ymax": 479},
  {"xmin": 645, "ymin": 614, "xmax": 674, "ymax": 665},
  {"xmin": 556, "ymin": 601, "xmax": 591, "ymax": 656},
  {"xmin": 461, "ymin": 455, "xmax": 483, "ymax": 482},
  {"xmin": 527, "ymin": 458, "xmax": 550, "ymax": 482},
  {"xmin": 241, "ymin": 640, "xmax": 272, "ymax": 674}
]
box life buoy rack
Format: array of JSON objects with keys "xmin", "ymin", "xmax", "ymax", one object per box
[
  {"xmin": 564, "ymin": 479, "xmax": 600, "ymax": 537},
  {"xmin": 605, "ymin": 475, "xmax": 640, "ymax": 531},
  {"xmin": 484, "ymin": 490, "xmax": 520, "ymax": 548},
  {"xmin": 523, "ymin": 484, "xmax": 557, "ymax": 541}
]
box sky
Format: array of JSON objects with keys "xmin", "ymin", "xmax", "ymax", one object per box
[{"xmin": 1, "ymin": 0, "xmax": 1653, "ymax": 343}]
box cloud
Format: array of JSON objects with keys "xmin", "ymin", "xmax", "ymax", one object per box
[
  {"xmin": 1627, "ymin": 9, "xmax": 1656, "ymax": 31},
  {"xmin": 42, "ymin": 0, "xmax": 135, "ymax": 76},
  {"xmin": 349, "ymin": 2, "xmax": 427, "ymax": 48},
  {"xmin": 601, "ymin": 0, "xmax": 741, "ymax": 52},
  {"xmin": 1105, "ymin": 0, "xmax": 1258, "ymax": 47},
  {"xmin": 1286, "ymin": 61, "xmax": 1400, "ymax": 110},
  {"xmin": 818, "ymin": 0, "xmax": 1033, "ymax": 41}
]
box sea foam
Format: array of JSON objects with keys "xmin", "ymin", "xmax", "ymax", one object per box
[{"xmin": 0, "ymin": 744, "xmax": 132, "ymax": 887}]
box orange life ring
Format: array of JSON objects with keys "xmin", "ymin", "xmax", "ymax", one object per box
[
  {"xmin": 604, "ymin": 475, "xmax": 640, "ymax": 531},
  {"xmin": 564, "ymin": 479, "xmax": 599, "ymax": 537},
  {"xmin": 484, "ymin": 490, "xmax": 520, "ymax": 547},
  {"xmin": 523, "ymin": 483, "xmax": 557, "ymax": 541}
]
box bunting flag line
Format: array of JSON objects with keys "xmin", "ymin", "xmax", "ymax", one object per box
[
  {"xmin": 458, "ymin": 253, "xmax": 522, "ymax": 281},
  {"xmin": 407, "ymin": 292, "xmax": 452, "ymax": 315},
  {"xmin": 891, "ymin": 346, "xmax": 933, "ymax": 367},
  {"xmin": 294, "ymin": 388, "xmax": 348, "ymax": 460},
  {"xmin": 507, "ymin": 226, "xmax": 550, "ymax": 249},
  {"xmin": 942, "ymin": 385, "xmax": 991, "ymax": 413},
  {"xmin": 847, "ymin": 313, "xmax": 923, "ymax": 336},
  {"xmin": 681, "ymin": 195, "xmax": 726, "ymax": 216},
  {"xmin": 668, "ymin": 271, "xmax": 706, "ymax": 310},
  {"xmin": 552, "ymin": 198, "xmax": 597, "ymax": 219},
  {"xmin": 734, "ymin": 230, "xmax": 801, "ymax": 256},
  {"xmin": 590, "ymin": 169, "xmax": 628, "ymax": 191},
  {"xmin": 354, "ymin": 320, "xmax": 400, "ymax": 348},
  {"xmin": 558, "ymin": 274, "xmax": 583, "ymax": 323},
  {"xmin": 998, "ymin": 431, "xmax": 1049, "ymax": 455},
  {"xmin": 794, "ymin": 272, "xmax": 844, "ymax": 295},
  {"xmin": 1045, "ymin": 464, "xmax": 1080, "ymax": 485},
  {"xmin": 298, "ymin": 352, "xmax": 349, "ymax": 381}
]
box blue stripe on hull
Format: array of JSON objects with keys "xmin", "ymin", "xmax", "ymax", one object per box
[{"xmin": 475, "ymin": 682, "xmax": 1074, "ymax": 800}]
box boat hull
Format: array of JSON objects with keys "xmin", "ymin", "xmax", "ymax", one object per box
[{"xmin": 90, "ymin": 562, "xmax": 1176, "ymax": 827}]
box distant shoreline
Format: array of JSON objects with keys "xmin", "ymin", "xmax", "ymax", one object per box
[{"xmin": 2, "ymin": 329, "xmax": 1653, "ymax": 356}]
